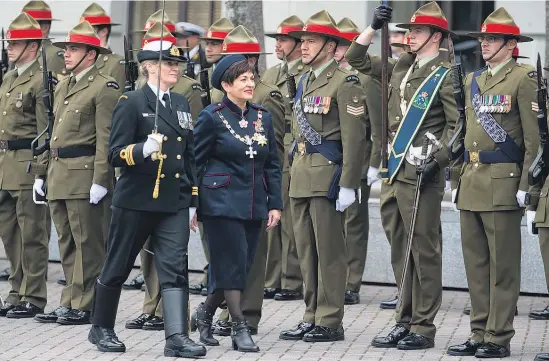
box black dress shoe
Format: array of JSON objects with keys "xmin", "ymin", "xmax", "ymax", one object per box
[
  {"xmin": 189, "ymin": 283, "xmax": 205, "ymax": 295},
  {"xmin": 212, "ymin": 319, "xmax": 231, "ymax": 336},
  {"xmin": 56, "ymin": 309, "xmax": 91, "ymax": 325},
  {"xmin": 0, "ymin": 302, "xmax": 15, "ymax": 317},
  {"xmin": 447, "ymin": 339, "xmax": 482, "ymax": 356},
  {"xmin": 535, "ymin": 352, "xmax": 549, "ymax": 361},
  {"xmin": 530, "ymin": 306, "xmax": 549, "ymax": 320},
  {"xmin": 344, "ymin": 290, "xmax": 360, "ymax": 305},
  {"xmin": 56, "ymin": 276, "xmax": 67, "ymax": 286},
  {"xmin": 6, "ymin": 301, "xmax": 43, "ymax": 319},
  {"xmin": 125, "ymin": 313, "xmax": 154, "ymax": 329},
  {"xmin": 279, "ymin": 322, "xmax": 315, "ymax": 340},
  {"xmin": 303, "ymin": 325, "xmax": 344, "ymax": 342},
  {"xmin": 142, "ymin": 316, "xmax": 164, "ymax": 330},
  {"xmin": 200, "ymin": 287, "xmax": 208, "ymax": 296},
  {"xmin": 397, "ymin": 332, "xmax": 434, "ymax": 350},
  {"xmin": 465, "ymin": 306, "xmax": 518, "ymax": 316},
  {"xmin": 380, "ymin": 296, "xmax": 398, "ymax": 309},
  {"xmin": 274, "ymin": 290, "xmax": 303, "ymax": 301},
  {"xmin": 35, "ymin": 306, "xmax": 72, "ymax": 323},
  {"xmin": 0, "ymin": 267, "xmax": 10, "ymax": 281},
  {"xmin": 122, "ymin": 274, "xmax": 144, "ymax": 290},
  {"xmin": 264, "ymin": 287, "xmax": 281, "ymax": 299},
  {"xmin": 475, "ymin": 342, "xmax": 510, "ymax": 358},
  {"xmin": 88, "ymin": 325, "xmax": 126, "ymax": 352},
  {"xmin": 164, "ymin": 333, "xmax": 207, "ymax": 358},
  {"xmin": 371, "ymin": 324, "xmax": 410, "ymax": 348},
  {"xmin": 249, "ymin": 327, "xmax": 258, "ymax": 335}
]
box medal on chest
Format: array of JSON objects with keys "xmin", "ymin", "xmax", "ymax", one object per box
[{"xmin": 218, "ymin": 109, "xmax": 267, "ymax": 158}]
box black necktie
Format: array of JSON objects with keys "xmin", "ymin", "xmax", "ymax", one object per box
[{"xmin": 162, "ymin": 93, "xmax": 171, "ymax": 112}]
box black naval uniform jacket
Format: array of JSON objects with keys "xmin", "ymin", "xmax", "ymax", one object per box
[
  {"xmin": 109, "ymin": 84, "xmax": 198, "ymax": 213},
  {"xmin": 194, "ymin": 96, "xmax": 283, "ymax": 220}
]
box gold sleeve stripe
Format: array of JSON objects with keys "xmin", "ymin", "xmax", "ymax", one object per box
[
  {"xmin": 192, "ymin": 186, "xmax": 199, "ymax": 196},
  {"xmin": 127, "ymin": 144, "xmax": 135, "ymax": 166}
]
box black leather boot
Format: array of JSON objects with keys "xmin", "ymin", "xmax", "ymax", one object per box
[
  {"xmin": 231, "ymin": 317, "xmax": 259, "ymax": 352},
  {"xmin": 88, "ymin": 281, "xmax": 125, "ymax": 352},
  {"xmin": 162, "ymin": 288, "xmax": 206, "ymax": 358},
  {"xmin": 191, "ymin": 302, "xmax": 219, "ymax": 346}
]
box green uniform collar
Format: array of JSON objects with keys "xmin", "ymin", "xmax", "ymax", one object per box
[
  {"xmin": 286, "ymin": 57, "xmax": 300, "ymax": 70},
  {"xmin": 16, "ymin": 58, "xmax": 37, "ymax": 76},
  {"xmin": 312, "ymin": 58, "xmax": 335, "ymax": 78},
  {"xmin": 489, "ymin": 57, "xmax": 513, "ymax": 76},
  {"xmin": 74, "ymin": 64, "xmax": 95, "ymax": 83},
  {"xmin": 417, "ymin": 52, "xmax": 440, "ymax": 69}
]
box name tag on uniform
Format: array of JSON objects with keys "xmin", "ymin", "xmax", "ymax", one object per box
[
  {"xmin": 177, "ymin": 111, "xmax": 193, "ymax": 130},
  {"xmin": 142, "ymin": 113, "xmax": 155, "ymax": 118}
]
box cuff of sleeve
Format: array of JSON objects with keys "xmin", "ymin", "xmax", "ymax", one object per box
[
  {"xmin": 29, "ymin": 163, "xmax": 48, "ymax": 176},
  {"xmin": 120, "ymin": 143, "xmax": 145, "ymax": 166},
  {"xmin": 268, "ymin": 199, "xmax": 283, "ymax": 211},
  {"xmin": 434, "ymin": 150, "xmax": 449, "ymax": 169},
  {"xmin": 347, "ymin": 41, "xmax": 369, "ymax": 60},
  {"xmin": 191, "ymin": 195, "xmax": 199, "ymax": 208}
]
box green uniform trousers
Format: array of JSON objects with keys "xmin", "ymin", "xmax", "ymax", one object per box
[
  {"xmin": 265, "ymin": 169, "xmax": 303, "ymax": 292},
  {"xmin": 217, "ymin": 225, "xmax": 267, "ymax": 329},
  {"xmin": 380, "ymin": 180, "xmax": 443, "ymax": 339},
  {"xmin": 460, "ymin": 209, "xmax": 522, "ymax": 347},
  {"xmin": 50, "ymin": 198, "xmax": 106, "ymax": 311},
  {"xmin": 291, "ymin": 196, "xmax": 346, "ymax": 329},
  {"xmin": 0, "ymin": 190, "xmax": 48, "ymax": 308},
  {"xmin": 344, "ymin": 180, "xmax": 371, "ymax": 292}
]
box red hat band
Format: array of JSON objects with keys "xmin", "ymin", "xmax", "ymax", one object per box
[
  {"xmin": 277, "ymin": 26, "xmax": 302, "ymax": 35},
  {"xmin": 340, "ymin": 32, "xmax": 359, "ymax": 41},
  {"xmin": 145, "ymin": 22, "xmax": 175, "ymax": 33},
  {"xmin": 82, "ymin": 15, "xmax": 112, "ymax": 25},
  {"xmin": 222, "ymin": 42, "xmax": 261, "ymax": 53},
  {"xmin": 142, "ymin": 36, "xmax": 176, "ymax": 47},
  {"xmin": 24, "ymin": 10, "xmax": 53, "ymax": 20},
  {"xmin": 6, "ymin": 28, "xmax": 43, "ymax": 40},
  {"xmin": 302, "ymin": 24, "xmax": 341, "ymax": 38},
  {"xmin": 481, "ymin": 23, "xmax": 520, "ymax": 36},
  {"xmin": 206, "ymin": 30, "xmax": 229, "ymax": 39},
  {"xmin": 66, "ymin": 34, "xmax": 100, "ymax": 47},
  {"xmin": 410, "ymin": 15, "xmax": 448, "ymax": 30}
]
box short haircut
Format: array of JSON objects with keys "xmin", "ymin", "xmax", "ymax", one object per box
[
  {"xmin": 221, "ymin": 59, "xmax": 254, "ymax": 86},
  {"xmin": 94, "ymin": 24, "xmax": 112, "ymax": 41}
]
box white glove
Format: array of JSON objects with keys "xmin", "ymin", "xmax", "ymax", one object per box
[
  {"xmin": 90, "ymin": 184, "xmax": 108, "ymax": 204},
  {"xmin": 32, "ymin": 178, "xmax": 47, "ymax": 205},
  {"xmin": 445, "ymin": 180, "xmax": 451, "ymax": 192},
  {"xmin": 366, "ymin": 166, "xmax": 379, "ymax": 186},
  {"xmin": 527, "ymin": 210, "xmax": 537, "ymax": 236},
  {"xmin": 189, "ymin": 207, "xmax": 197, "ymax": 223},
  {"xmin": 451, "ymin": 189, "xmax": 458, "ymax": 212},
  {"xmin": 516, "ymin": 190, "xmax": 526, "ymax": 208},
  {"xmin": 336, "ymin": 187, "xmax": 356, "ymax": 212},
  {"xmin": 143, "ymin": 133, "xmax": 163, "ymax": 158}
]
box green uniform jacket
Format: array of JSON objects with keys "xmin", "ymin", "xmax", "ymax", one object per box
[
  {"xmin": 0, "ymin": 60, "xmax": 47, "ymax": 190},
  {"xmin": 96, "ymin": 53, "xmax": 125, "ymax": 90},
  {"xmin": 346, "ymin": 42, "xmax": 458, "ymax": 186},
  {"xmin": 171, "ymin": 73, "xmax": 204, "ymax": 120},
  {"xmin": 455, "ymin": 59, "xmax": 539, "ymax": 212},
  {"xmin": 253, "ymin": 79, "xmax": 285, "ymax": 164},
  {"xmin": 43, "ymin": 66, "xmax": 120, "ymax": 200},
  {"xmin": 39, "ymin": 40, "xmax": 66, "ymax": 79},
  {"xmin": 262, "ymin": 58, "xmax": 308, "ymax": 171},
  {"xmin": 289, "ymin": 60, "xmax": 366, "ymax": 198}
]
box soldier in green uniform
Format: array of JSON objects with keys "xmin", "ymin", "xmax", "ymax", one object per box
[
  {"xmin": 0, "ymin": 13, "xmax": 50, "ymax": 318},
  {"xmin": 22, "ymin": 1, "xmax": 66, "ymax": 79},
  {"xmin": 346, "ymin": 1, "xmax": 458, "ymax": 349},
  {"xmin": 33, "ymin": 21, "xmax": 120, "ymax": 326},
  {"xmin": 447, "ymin": 8, "xmax": 539, "ymax": 359},
  {"xmin": 125, "ymin": 23, "xmax": 204, "ymax": 332},
  {"xmin": 205, "ymin": 25, "xmax": 285, "ymax": 336},
  {"xmin": 261, "ymin": 15, "xmax": 306, "ymax": 302},
  {"xmin": 335, "ymin": 17, "xmax": 381, "ymax": 306},
  {"xmin": 279, "ymin": 10, "xmax": 366, "ymax": 343}
]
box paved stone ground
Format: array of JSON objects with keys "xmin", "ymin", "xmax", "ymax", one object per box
[{"xmin": 0, "ymin": 261, "xmax": 548, "ymax": 361}]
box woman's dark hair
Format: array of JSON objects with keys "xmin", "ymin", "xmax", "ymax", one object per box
[{"xmin": 221, "ymin": 59, "xmax": 255, "ymax": 88}]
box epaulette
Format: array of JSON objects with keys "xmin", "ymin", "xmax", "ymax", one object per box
[
  {"xmin": 212, "ymin": 103, "xmax": 225, "ymax": 112},
  {"xmin": 250, "ymin": 103, "xmax": 266, "ymax": 111}
]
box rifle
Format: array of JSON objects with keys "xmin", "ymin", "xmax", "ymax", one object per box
[
  {"xmin": 186, "ymin": 40, "xmax": 195, "ymax": 79},
  {"xmin": 123, "ymin": 35, "xmax": 138, "ymax": 92},
  {"xmin": 197, "ymin": 43, "xmax": 211, "ymax": 107},
  {"xmin": 0, "ymin": 28, "xmax": 8, "ymax": 86},
  {"xmin": 379, "ymin": 0, "xmax": 389, "ymax": 180},
  {"xmin": 528, "ymin": 53, "xmax": 549, "ymax": 187},
  {"xmin": 447, "ymin": 61, "xmax": 466, "ymax": 160}
]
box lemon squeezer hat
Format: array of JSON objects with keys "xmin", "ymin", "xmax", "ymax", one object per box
[
  {"xmin": 288, "ymin": 10, "xmax": 347, "ymax": 43},
  {"xmin": 265, "ymin": 15, "xmax": 304, "ymax": 40},
  {"xmin": 134, "ymin": 10, "xmax": 176, "ymax": 34},
  {"xmin": 336, "ymin": 17, "xmax": 361, "ymax": 46},
  {"xmin": 200, "ymin": 18, "xmax": 235, "ymax": 41},
  {"xmin": 396, "ymin": 1, "xmax": 456, "ymax": 37},
  {"xmin": 21, "ymin": 0, "xmax": 58, "ymax": 21},
  {"xmin": 136, "ymin": 25, "xmax": 187, "ymax": 64},
  {"xmin": 220, "ymin": 25, "xmax": 271, "ymax": 55},
  {"xmin": 52, "ymin": 21, "xmax": 111, "ymax": 54},
  {"xmin": 467, "ymin": 7, "xmax": 532, "ymax": 42},
  {"xmin": 1, "ymin": 12, "xmax": 50, "ymax": 41},
  {"xmin": 79, "ymin": 3, "xmax": 120, "ymax": 26}
]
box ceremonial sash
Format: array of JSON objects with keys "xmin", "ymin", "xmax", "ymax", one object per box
[
  {"xmin": 380, "ymin": 66, "xmax": 450, "ymax": 184},
  {"xmin": 293, "ymin": 74, "xmax": 343, "ymax": 201},
  {"xmin": 470, "ymin": 69, "xmax": 524, "ymax": 163}
]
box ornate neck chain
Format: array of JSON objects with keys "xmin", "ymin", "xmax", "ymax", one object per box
[{"xmin": 217, "ymin": 109, "xmax": 267, "ymax": 158}]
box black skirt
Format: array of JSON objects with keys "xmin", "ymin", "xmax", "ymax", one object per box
[{"xmin": 201, "ymin": 216, "xmax": 263, "ymax": 292}]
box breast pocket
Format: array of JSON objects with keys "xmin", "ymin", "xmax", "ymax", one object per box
[{"xmin": 63, "ymin": 104, "xmax": 92, "ymax": 132}]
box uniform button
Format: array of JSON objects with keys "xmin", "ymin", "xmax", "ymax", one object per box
[
  {"xmin": 391, "ymin": 132, "xmax": 396, "ymax": 137},
  {"xmin": 75, "ymin": 110, "xmax": 79, "ymax": 113},
  {"xmin": 476, "ymin": 119, "xmax": 480, "ymax": 124},
  {"xmin": 53, "ymin": 136, "xmax": 57, "ymax": 140},
  {"xmin": 473, "ymin": 141, "xmax": 477, "ymax": 147},
  {"xmin": 176, "ymin": 155, "xmax": 181, "ymax": 160},
  {"xmin": 473, "ymin": 163, "xmax": 479, "ymax": 168},
  {"xmin": 163, "ymin": 136, "xmax": 168, "ymax": 141},
  {"xmin": 328, "ymin": 161, "xmax": 332, "ymax": 164},
  {"xmin": 64, "ymin": 100, "xmax": 68, "ymax": 105},
  {"xmin": 1, "ymin": 130, "xmax": 4, "ymax": 133},
  {"xmin": 175, "ymin": 173, "xmax": 180, "ymax": 178},
  {"xmin": 160, "ymin": 174, "xmax": 165, "ymax": 178},
  {"xmin": 407, "ymin": 83, "xmax": 411, "ymax": 88},
  {"xmin": 396, "ymin": 116, "xmax": 400, "ymax": 121},
  {"xmin": 213, "ymin": 182, "xmax": 217, "ymax": 185},
  {"xmin": 5, "ymin": 93, "xmax": 9, "ymax": 97},
  {"xmin": 59, "ymin": 118, "xmax": 62, "ymax": 123},
  {"xmin": 2, "ymin": 111, "xmax": 6, "ymax": 115},
  {"xmin": 510, "ymin": 173, "xmax": 514, "ymax": 176},
  {"xmin": 84, "ymin": 165, "xmax": 88, "ymax": 169},
  {"xmin": 286, "ymin": 94, "xmax": 289, "ymax": 98},
  {"xmin": 177, "ymin": 137, "xmax": 182, "ymax": 141}
]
